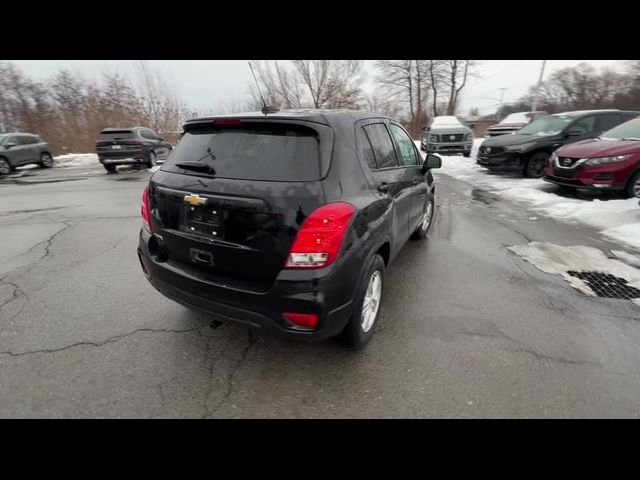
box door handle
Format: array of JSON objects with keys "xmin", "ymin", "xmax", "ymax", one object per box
[{"xmin": 378, "ymin": 182, "xmax": 390, "ymax": 193}]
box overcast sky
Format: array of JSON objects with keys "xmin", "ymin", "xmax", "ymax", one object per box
[{"xmin": 7, "ymin": 59, "xmax": 627, "ymax": 116}]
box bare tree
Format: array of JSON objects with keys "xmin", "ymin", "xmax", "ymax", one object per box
[
  {"xmin": 248, "ymin": 61, "xmax": 304, "ymax": 110},
  {"xmin": 376, "ymin": 60, "xmax": 431, "ymax": 136},
  {"xmin": 135, "ymin": 60, "xmax": 186, "ymax": 137},
  {"xmin": 363, "ymin": 93, "xmax": 402, "ymax": 118}
]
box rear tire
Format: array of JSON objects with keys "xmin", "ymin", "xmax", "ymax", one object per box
[
  {"xmin": 411, "ymin": 196, "xmax": 435, "ymax": 240},
  {"xmin": 104, "ymin": 164, "xmax": 117, "ymax": 173},
  {"xmin": 0, "ymin": 157, "xmax": 11, "ymax": 176},
  {"xmin": 625, "ymin": 170, "xmax": 640, "ymax": 199},
  {"xmin": 524, "ymin": 151, "xmax": 550, "ymax": 178},
  {"xmin": 146, "ymin": 151, "xmax": 157, "ymax": 168},
  {"xmin": 463, "ymin": 151, "xmax": 471, "ymax": 158},
  {"xmin": 339, "ymin": 254, "xmax": 385, "ymax": 350},
  {"xmin": 40, "ymin": 152, "xmax": 54, "ymax": 168}
]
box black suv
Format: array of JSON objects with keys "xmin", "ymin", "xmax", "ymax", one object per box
[
  {"xmin": 137, "ymin": 109, "xmax": 441, "ymax": 348},
  {"xmin": 477, "ymin": 110, "xmax": 640, "ymax": 177},
  {"xmin": 96, "ymin": 127, "xmax": 173, "ymax": 173}
]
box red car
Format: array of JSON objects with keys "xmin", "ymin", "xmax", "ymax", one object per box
[{"xmin": 544, "ymin": 117, "xmax": 640, "ymax": 198}]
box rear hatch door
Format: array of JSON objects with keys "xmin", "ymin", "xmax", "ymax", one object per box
[{"xmin": 149, "ymin": 118, "xmax": 334, "ymax": 290}]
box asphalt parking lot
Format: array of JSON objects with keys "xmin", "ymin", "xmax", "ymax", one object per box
[{"xmin": 1, "ymin": 162, "xmax": 640, "ymax": 418}]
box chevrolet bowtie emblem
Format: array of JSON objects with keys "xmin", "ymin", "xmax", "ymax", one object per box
[{"xmin": 184, "ymin": 194, "xmax": 206, "ymax": 206}]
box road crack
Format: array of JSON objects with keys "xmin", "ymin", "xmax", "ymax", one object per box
[
  {"xmin": 0, "ymin": 327, "xmax": 198, "ymax": 358},
  {"xmin": 456, "ymin": 329, "xmax": 602, "ymax": 368},
  {"xmin": 202, "ymin": 329, "xmax": 257, "ymax": 418}
]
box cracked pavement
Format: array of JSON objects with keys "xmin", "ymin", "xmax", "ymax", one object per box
[{"xmin": 1, "ymin": 162, "xmax": 640, "ymax": 418}]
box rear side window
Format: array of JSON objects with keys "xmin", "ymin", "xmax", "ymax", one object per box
[
  {"xmin": 163, "ymin": 123, "xmax": 322, "ymax": 182},
  {"xmin": 595, "ymin": 114, "xmax": 623, "ymax": 132},
  {"xmin": 140, "ymin": 129, "xmax": 157, "ymax": 140},
  {"xmin": 18, "ymin": 135, "xmax": 38, "ymax": 145},
  {"xmin": 100, "ymin": 130, "xmax": 134, "ymax": 141},
  {"xmin": 363, "ymin": 124, "xmax": 398, "ymax": 169},
  {"xmin": 357, "ymin": 128, "xmax": 378, "ymax": 170}
]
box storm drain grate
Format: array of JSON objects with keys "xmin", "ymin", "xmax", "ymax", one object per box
[{"xmin": 567, "ymin": 271, "xmax": 640, "ymax": 300}]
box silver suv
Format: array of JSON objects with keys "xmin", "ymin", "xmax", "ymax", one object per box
[
  {"xmin": 421, "ymin": 116, "xmax": 474, "ymax": 157},
  {"xmin": 0, "ymin": 133, "xmax": 54, "ymax": 175}
]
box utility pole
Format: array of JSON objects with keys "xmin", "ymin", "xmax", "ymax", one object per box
[
  {"xmin": 531, "ymin": 60, "xmax": 547, "ymax": 113},
  {"xmin": 497, "ymin": 88, "xmax": 507, "ymax": 122}
]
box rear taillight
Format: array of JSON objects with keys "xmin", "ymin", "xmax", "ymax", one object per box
[
  {"xmin": 285, "ymin": 202, "xmax": 355, "ymax": 269},
  {"xmin": 128, "ymin": 140, "xmax": 145, "ymax": 146},
  {"xmin": 141, "ymin": 186, "xmax": 152, "ymax": 233},
  {"xmin": 283, "ymin": 312, "xmax": 319, "ymax": 329}
]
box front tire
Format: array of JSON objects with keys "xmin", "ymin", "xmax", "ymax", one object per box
[
  {"xmin": 463, "ymin": 151, "xmax": 471, "ymax": 158},
  {"xmin": 40, "ymin": 152, "xmax": 54, "ymax": 168},
  {"xmin": 524, "ymin": 151, "xmax": 550, "ymax": 178},
  {"xmin": 625, "ymin": 170, "xmax": 640, "ymax": 199},
  {"xmin": 339, "ymin": 254, "xmax": 385, "ymax": 350},
  {"xmin": 104, "ymin": 164, "xmax": 117, "ymax": 173}
]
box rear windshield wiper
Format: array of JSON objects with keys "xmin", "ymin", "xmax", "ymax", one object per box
[
  {"xmin": 174, "ymin": 161, "xmax": 216, "ymax": 175},
  {"xmin": 175, "ymin": 148, "xmax": 217, "ymax": 175}
]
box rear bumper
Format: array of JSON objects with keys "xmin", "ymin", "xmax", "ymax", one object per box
[
  {"xmin": 137, "ymin": 230, "xmax": 355, "ymax": 342},
  {"xmin": 100, "ymin": 157, "xmax": 147, "ymax": 165}
]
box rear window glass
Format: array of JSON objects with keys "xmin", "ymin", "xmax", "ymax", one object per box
[
  {"xmin": 100, "ymin": 130, "xmax": 134, "ymax": 141},
  {"xmin": 363, "ymin": 124, "xmax": 398, "ymax": 169},
  {"xmin": 163, "ymin": 123, "xmax": 322, "ymax": 181}
]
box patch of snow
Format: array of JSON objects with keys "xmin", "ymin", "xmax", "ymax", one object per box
[
  {"xmin": 415, "ymin": 138, "xmax": 640, "ymax": 251},
  {"xmin": 508, "ymin": 242, "xmax": 640, "ymax": 303},
  {"xmin": 54, "ymin": 153, "xmax": 99, "ymax": 168}
]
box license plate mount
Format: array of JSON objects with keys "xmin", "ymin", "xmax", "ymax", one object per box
[{"xmin": 181, "ymin": 205, "xmax": 224, "ymax": 239}]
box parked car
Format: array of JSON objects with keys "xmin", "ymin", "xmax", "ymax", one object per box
[
  {"xmin": 96, "ymin": 127, "xmax": 173, "ymax": 173},
  {"xmin": 0, "ymin": 133, "xmax": 54, "ymax": 175},
  {"xmin": 137, "ymin": 109, "xmax": 442, "ymax": 349},
  {"xmin": 485, "ymin": 111, "xmax": 548, "ymax": 137},
  {"xmin": 477, "ymin": 109, "xmax": 640, "ymax": 178},
  {"xmin": 544, "ymin": 116, "xmax": 640, "ymax": 198},
  {"xmin": 421, "ymin": 116, "xmax": 474, "ymax": 157}
]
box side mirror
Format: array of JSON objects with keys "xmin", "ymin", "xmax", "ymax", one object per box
[
  {"xmin": 157, "ymin": 137, "xmax": 165, "ymax": 141},
  {"xmin": 468, "ymin": 123, "xmax": 475, "ymax": 129},
  {"xmin": 4, "ymin": 142, "xmax": 16, "ymax": 149},
  {"xmin": 422, "ymin": 153, "xmax": 442, "ymax": 174}
]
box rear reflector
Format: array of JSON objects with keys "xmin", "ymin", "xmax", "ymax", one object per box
[
  {"xmin": 141, "ymin": 186, "xmax": 152, "ymax": 233},
  {"xmin": 283, "ymin": 312, "xmax": 319, "ymax": 329},
  {"xmin": 214, "ymin": 119, "xmax": 242, "ymax": 126},
  {"xmin": 285, "ymin": 202, "xmax": 355, "ymax": 269}
]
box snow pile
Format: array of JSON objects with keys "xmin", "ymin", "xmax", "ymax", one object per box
[
  {"xmin": 416, "ymin": 139, "xmax": 640, "ymax": 251},
  {"xmin": 54, "ymin": 153, "xmax": 99, "ymax": 168},
  {"xmin": 508, "ymin": 242, "xmax": 640, "ymax": 306}
]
